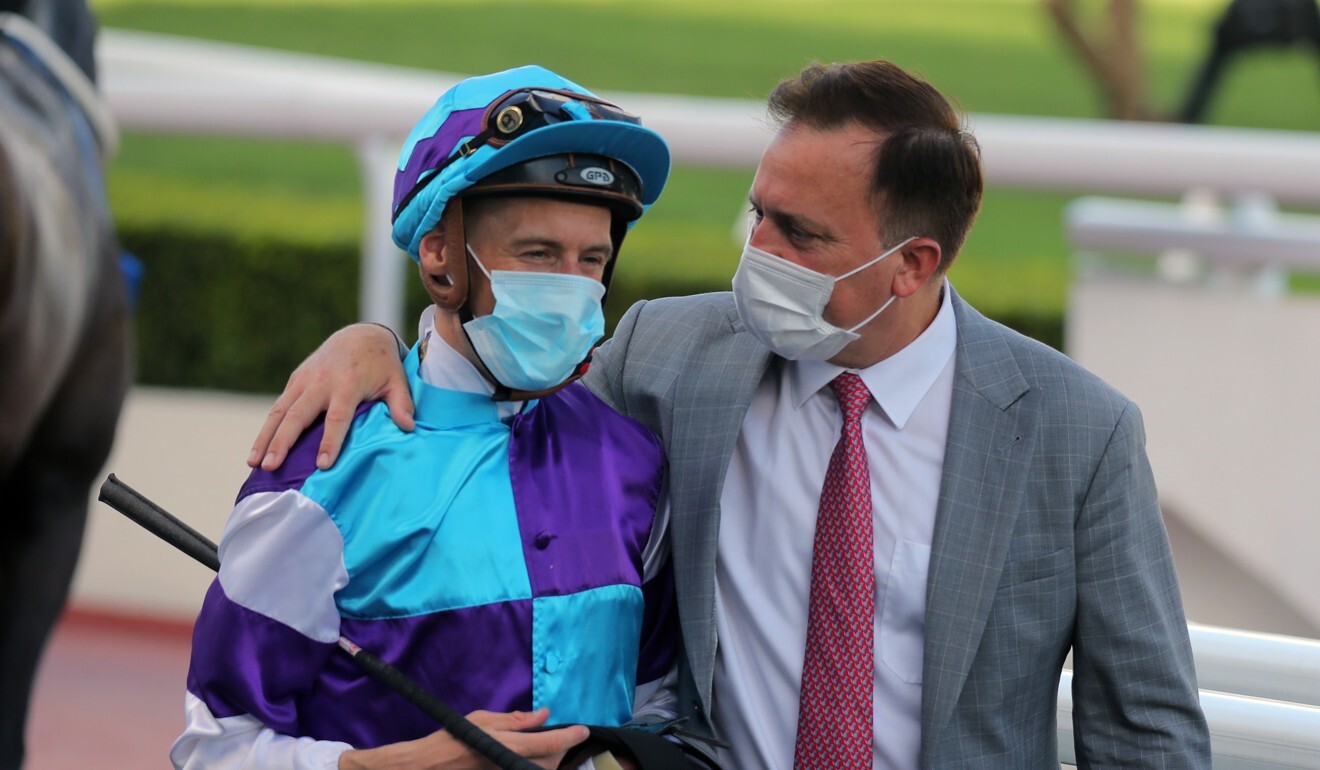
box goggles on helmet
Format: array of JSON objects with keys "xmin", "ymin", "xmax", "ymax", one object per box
[
  {"xmin": 392, "ymin": 88, "xmax": 643, "ymax": 223},
  {"xmin": 482, "ymin": 88, "xmax": 642, "ymax": 146}
]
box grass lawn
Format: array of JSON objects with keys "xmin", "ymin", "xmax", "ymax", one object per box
[{"xmin": 95, "ymin": 0, "xmax": 1320, "ymax": 317}]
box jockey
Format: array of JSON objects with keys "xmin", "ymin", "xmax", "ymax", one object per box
[{"xmin": 172, "ymin": 66, "xmax": 687, "ymax": 770}]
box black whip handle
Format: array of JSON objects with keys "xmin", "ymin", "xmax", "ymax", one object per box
[{"xmin": 100, "ymin": 473, "xmax": 220, "ymax": 570}]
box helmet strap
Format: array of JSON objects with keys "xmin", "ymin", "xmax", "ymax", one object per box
[{"xmin": 598, "ymin": 215, "xmax": 628, "ymax": 306}]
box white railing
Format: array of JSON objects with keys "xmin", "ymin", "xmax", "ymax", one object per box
[
  {"xmin": 1189, "ymin": 624, "xmax": 1320, "ymax": 708},
  {"xmin": 97, "ymin": 28, "xmax": 1320, "ymax": 331},
  {"xmin": 1068, "ymin": 195, "xmax": 1320, "ymax": 272},
  {"xmin": 1056, "ymin": 624, "xmax": 1320, "ymax": 767},
  {"xmin": 1066, "ymin": 193, "xmax": 1320, "ymax": 302},
  {"xmin": 1058, "ymin": 674, "xmax": 1320, "ymax": 768},
  {"xmin": 95, "ymin": 29, "xmax": 1320, "ymax": 767}
]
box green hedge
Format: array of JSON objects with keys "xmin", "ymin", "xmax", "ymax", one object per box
[{"xmin": 122, "ymin": 226, "xmax": 1063, "ymax": 394}]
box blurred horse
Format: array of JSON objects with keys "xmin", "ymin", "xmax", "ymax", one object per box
[{"xmin": 0, "ymin": 5, "xmax": 129, "ymax": 768}]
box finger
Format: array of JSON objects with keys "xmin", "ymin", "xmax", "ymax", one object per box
[
  {"xmin": 249, "ymin": 392, "xmax": 296, "ymax": 467},
  {"xmin": 467, "ymin": 707, "xmax": 550, "ymax": 731},
  {"xmin": 503, "ymin": 724, "xmax": 590, "ymax": 764},
  {"xmin": 261, "ymin": 395, "xmax": 321, "ymax": 471},
  {"xmin": 383, "ymin": 385, "xmax": 416, "ymax": 433},
  {"xmin": 316, "ymin": 397, "xmax": 358, "ymax": 469}
]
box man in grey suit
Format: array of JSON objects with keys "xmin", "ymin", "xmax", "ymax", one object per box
[{"xmin": 251, "ymin": 60, "xmax": 1210, "ymax": 768}]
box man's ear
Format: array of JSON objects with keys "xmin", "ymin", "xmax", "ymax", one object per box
[{"xmin": 892, "ymin": 237, "xmax": 942, "ymax": 299}]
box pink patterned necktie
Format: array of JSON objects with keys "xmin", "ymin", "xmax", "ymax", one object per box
[{"xmin": 793, "ymin": 372, "xmax": 874, "ymax": 770}]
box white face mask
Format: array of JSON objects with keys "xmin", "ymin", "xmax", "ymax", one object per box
[{"xmin": 731, "ymin": 236, "xmax": 915, "ymax": 361}]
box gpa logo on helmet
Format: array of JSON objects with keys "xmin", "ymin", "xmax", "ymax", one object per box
[{"xmin": 580, "ymin": 167, "xmax": 615, "ymax": 187}]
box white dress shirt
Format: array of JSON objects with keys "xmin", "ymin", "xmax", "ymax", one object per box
[{"xmin": 713, "ymin": 284, "xmax": 957, "ymax": 770}]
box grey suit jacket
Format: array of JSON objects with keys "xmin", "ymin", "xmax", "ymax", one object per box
[{"xmin": 585, "ymin": 289, "xmax": 1210, "ymax": 769}]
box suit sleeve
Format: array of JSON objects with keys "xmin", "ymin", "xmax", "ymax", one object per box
[
  {"xmin": 584, "ymin": 299, "xmax": 650, "ymax": 416},
  {"xmin": 1070, "ymin": 403, "xmax": 1211, "ymax": 767},
  {"xmin": 171, "ymin": 489, "xmax": 353, "ymax": 769}
]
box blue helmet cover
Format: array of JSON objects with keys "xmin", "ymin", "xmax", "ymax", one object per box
[{"xmin": 392, "ymin": 65, "xmax": 671, "ymax": 260}]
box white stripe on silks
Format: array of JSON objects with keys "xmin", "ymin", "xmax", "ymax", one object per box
[
  {"xmin": 171, "ymin": 692, "xmax": 351, "ymax": 770},
  {"xmin": 217, "ymin": 490, "xmax": 348, "ymax": 643}
]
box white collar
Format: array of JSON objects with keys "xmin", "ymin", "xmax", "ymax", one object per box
[{"xmin": 416, "ymin": 305, "xmax": 505, "ymax": 399}]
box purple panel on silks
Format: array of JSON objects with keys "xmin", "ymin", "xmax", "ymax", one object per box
[
  {"xmin": 392, "ymin": 107, "xmax": 485, "ymax": 212},
  {"xmin": 186, "ymin": 580, "xmax": 337, "ymax": 729},
  {"xmin": 236, "ymin": 402, "xmax": 376, "ymax": 504},
  {"xmin": 188, "ymin": 584, "xmax": 537, "ymax": 749},
  {"xmin": 298, "ymin": 602, "xmax": 535, "ymax": 748},
  {"xmin": 507, "ymin": 382, "xmax": 664, "ymax": 598}
]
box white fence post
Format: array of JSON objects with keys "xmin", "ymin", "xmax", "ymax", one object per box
[{"xmin": 355, "ymin": 133, "xmax": 406, "ymax": 332}]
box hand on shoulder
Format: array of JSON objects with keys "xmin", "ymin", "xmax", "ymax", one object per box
[{"xmin": 249, "ymin": 323, "xmax": 415, "ymax": 472}]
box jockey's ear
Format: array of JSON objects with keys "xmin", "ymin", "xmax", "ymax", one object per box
[{"xmin": 418, "ymin": 205, "xmax": 467, "ymax": 312}]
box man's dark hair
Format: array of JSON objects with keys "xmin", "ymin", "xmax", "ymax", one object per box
[{"xmin": 767, "ymin": 61, "xmax": 983, "ymax": 271}]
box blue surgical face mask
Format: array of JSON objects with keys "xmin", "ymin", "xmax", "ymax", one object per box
[{"xmin": 462, "ymin": 245, "xmax": 607, "ymax": 392}]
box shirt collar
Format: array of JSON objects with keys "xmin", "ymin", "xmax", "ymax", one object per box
[
  {"xmin": 417, "ymin": 306, "xmax": 498, "ymax": 396},
  {"xmin": 409, "ymin": 306, "xmax": 524, "ymax": 426},
  {"xmin": 789, "ymin": 280, "xmax": 956, "ymax": 429}
]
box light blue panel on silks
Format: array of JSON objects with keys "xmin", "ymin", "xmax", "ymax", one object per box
[
  {"xmin": 531, "ymin": 584, "xmax": 643, "ymax": 726},
  {"xmin": 301, "ymin": 346, "xmax": 533, "ymax": 618}
]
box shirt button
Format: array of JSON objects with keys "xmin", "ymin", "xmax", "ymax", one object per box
[
  {"xmin": 534, "ymin": 531, "xmax": 555, "ymax": 550},
  {"xmin": 544, "ymin": 651, "xmax": 560, "ymax": 674}
]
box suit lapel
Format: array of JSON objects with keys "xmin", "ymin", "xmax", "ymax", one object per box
[
  {"xmin": 919, "ymin": 294, "xmax": 1038, "ymax": 767},
  {"xmin": 669, "ymin": 305, "xmax": 771, "ymax": 711}
]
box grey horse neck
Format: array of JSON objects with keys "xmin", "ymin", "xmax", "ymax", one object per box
[{"xmin": 0, "ymin": 12, "xmax": 121, "ymax": 467}]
